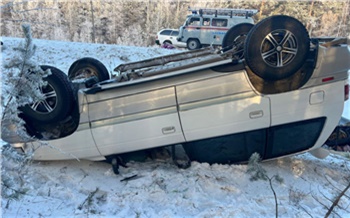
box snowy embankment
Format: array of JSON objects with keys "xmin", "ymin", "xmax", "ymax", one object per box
[{"xmin": 1, "ymin": 37, "xmax": 350, "ymax": 218}]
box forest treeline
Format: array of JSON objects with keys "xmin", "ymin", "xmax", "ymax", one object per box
[{"xmin": 1, "ymin": 0, "xmax": 349, "ymax": 47}]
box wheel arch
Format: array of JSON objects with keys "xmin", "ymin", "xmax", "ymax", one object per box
[{"xmin": 163, "ymin": 40, "xmax": 172, "ymax": 44}]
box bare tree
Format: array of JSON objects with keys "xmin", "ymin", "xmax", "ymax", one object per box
[{"xmin": 1, "ymin": 0, "xmax": 349, "ymax": 46}]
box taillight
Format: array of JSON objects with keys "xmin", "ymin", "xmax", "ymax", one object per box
[
  {"xmin": 345, "ymin": 84, "xmax": 349, "ymax": 101},
  {"xmin": 322, "ymin": 77, "xmax": 334, "ymax": 82}
]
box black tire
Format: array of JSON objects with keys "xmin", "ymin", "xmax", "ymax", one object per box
[
  {"xmin": 68, "ymin": 57, "xmax": 110, "ymax": 82},
  {"xmin": 187, "ymin": 39, "xmax": 201, "ymax": 50},
  {"xmin": 244, "ymin": 15, "xmax": 310, "ymax": 81},
  {"xmin": 222, "ymin": 23, "xmax": 254, "ymax": 57},
  {"xmin": 20, "ymin": 66, "xmax": 75, "ymax": 123},
  {"xmin": 163, "ymin": 40, "xmax": 172, "ymax": 45}
]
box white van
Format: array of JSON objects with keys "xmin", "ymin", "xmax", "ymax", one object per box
[
  {"xmin": 177, "ymin": 8, "xmax": 258, "ymax": 50},
  {"xmin": 2, "ymin": 15, "xmax": 349, "ymax": 172}
]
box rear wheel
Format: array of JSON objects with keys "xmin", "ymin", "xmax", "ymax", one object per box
[
  {"xmin": 20, "ymin": 66, "xmax": 75, "ymax": 124},
  {"xmin": 222, "ymin": 23, "xmax": 254, "ymax": 58},
  {"xmin": 244, "ymin": 15, "xmax": 310, "ymax": 81},
  {"xmin": 187, "ymin": 39, "xmax": 201, "ymax": 50},
  {"xmin": 68, "ymin": 57, "xmax": 110, "ymax": 82}
]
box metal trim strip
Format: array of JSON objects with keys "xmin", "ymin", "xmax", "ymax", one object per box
[
  {"xmin": 90, "ymin": 106, "xmax": 178, "ymax": 129},
  {"xmin": 179, "ymin": 91, "xmax": 256, "ymax": 111}
]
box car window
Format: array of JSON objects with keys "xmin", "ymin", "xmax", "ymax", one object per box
[
  {"xmin": 160, "ymin": 30, "xmax": 172, "ymax": 35},
  {"xmin": 212, "ymin": 18, "xmax": 228, "ymax": 27},
  {"xmin": 202, "ymin": 18, "xmax": 210, "ymax": 26},
  {"xmin": 171, "ymin": 31, "xmax": 179, "ymax": 36},
  {"xmin": 188, "ymin": 17, "xmax": 200, "ymax": 26}
]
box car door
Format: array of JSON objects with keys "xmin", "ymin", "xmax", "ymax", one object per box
[
  {"xmin": 177, "ymin": 71, "xmax": 270, "ymax": 163},
  {"xmin": 265, "ymin": 82, "xmax": 344, "ymax": 159},
  {"xmin": 184, "ymin": 17, "xmax": 202, "ymax": 40},
  {"xmin": 85, "ymin": 85, "xmax": 185, "ymax": 156},
  {"xmin": 176, "ymin": 71, "xmax": 271, "ymax": 141},
  {"xmin": 208, "ymin": 18, "xmax": 229, "ymax": 45},
  {"xmin": 169, "ymin": 30, "xmax": 178, "ymax": 44}
]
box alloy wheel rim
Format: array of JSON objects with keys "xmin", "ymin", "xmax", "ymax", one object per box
[
  {"xmin": 30, "ymin": 83, "xmax": 57, "ymax": 114},
  {"xmin": 260, "ymin": 29, "xmax": 298, "ymax": 67}
]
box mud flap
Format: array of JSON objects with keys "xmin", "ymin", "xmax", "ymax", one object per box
[
  {"xmin": 107, "ymin": 156, "xmax": 128, "ymax": 175},
  {"xmin": 171, "ymin": 144, "xmax": 191, "ymax": 169},
  {"xmin": 309, "ymin": 147, "xmax": 330, "ymax": 159}
]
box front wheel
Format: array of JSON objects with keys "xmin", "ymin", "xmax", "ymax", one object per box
[
  {"xmin": 187, "ymin": 39, "xmax": 201, "ymax": 50},
  {"xmin": 244, "ymin": 15, "xmax": 310, "ymax": 81},
  {"xmin": 20, "ymin": 66, "xmax": 75, "ymax": 123}
]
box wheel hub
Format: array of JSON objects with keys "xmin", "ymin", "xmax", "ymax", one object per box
[
  {"xmin": 276, "ymin": 45, "xmax": 282, "ymax": 52},
  {"xmin": 260, "ymin": 29, "xmax": 298, "ymax": 68}
]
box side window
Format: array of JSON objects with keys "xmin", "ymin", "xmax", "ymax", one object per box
[
  {"xmin": 202, "ymin": 18, "xmax": 210, "ymax": 26},
  {"xmin": 171, "ymin": 31, "xmax": 179, "ymax": 36},
  {"xmin": 265, "ymin": 117, "xmax": 326, "ymax": 159},
  {"xmin": 212, "ymin": 18, "xmax": 228, "ymax": 27},
  {"xmin": 160, "ymin": 30, "xmax": 172, "ymax": 35},
  {"xmin": 189, "ymin": 17, "xmax": 200, "ymax": 26}
]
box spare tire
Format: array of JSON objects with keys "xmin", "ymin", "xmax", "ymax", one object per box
[
  {"xmin": 68, "ymin": 57, "xmax": 110, "ymax": 82},
  {"xmin": 244, "ymin": 15, "xmax": 310, "ymax": 81},
  {"xmin": 222, "ymin": 23, "xmax": 254, "ymax": 57},
  {"xmin": 20, "ymin": 66, "xmax": 75, "ymax": 123}
]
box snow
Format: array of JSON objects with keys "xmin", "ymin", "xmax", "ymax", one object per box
[
  {"xmin": 1, "ymin": 37, "xmax": 350, "ymax": 218},
  {"xmin": 344, "ymin": 99, "xmax": 350, "ymax": 120}
]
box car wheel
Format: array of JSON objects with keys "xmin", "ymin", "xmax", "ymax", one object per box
[
  {"xmin": 68, "ymin": 57, "xmax": 110, "ymax": 82},
  {"xmin": 20, "ymin": 65, "xmax": 75, "ymax": 123},
  {"xmin": 222, "ymin": 23, "xmax": 254, "ymax": 57},
  {"xmin": 244, "ymin": 15, "xmax": 310, "ymax": 81},
  {"xmin": 187, "ymin": 39, "xmax": 201, "ymax": 50}
]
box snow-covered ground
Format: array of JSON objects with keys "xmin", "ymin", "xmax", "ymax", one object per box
[
  {"xmin": 344, "ymin": 99, "xmax": 350, "ymax": 120},
  {"xmin": 1, "ymin": 37, "xmax": 350, "ymax": 218}
]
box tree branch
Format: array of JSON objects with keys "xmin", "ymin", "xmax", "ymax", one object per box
[{"xmin": 325, "ymin": 181, "xmax": 350, "ymax": 218}]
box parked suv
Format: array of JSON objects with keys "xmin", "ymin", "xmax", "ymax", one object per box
[
  {"xmin": 177, "ymin": 8, "xmax": 258, "ymax": 50},
  {"xmin": 155, "ymin": 29, "xmax": 186, "ymax": 48}
]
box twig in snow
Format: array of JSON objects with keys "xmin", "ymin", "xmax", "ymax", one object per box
[
  {"xmin": 247, "ymin": 153, "xmax": 284, "ymax": 218},
  {"xmin": 78, "ymin": 188, "xmax": 99, "ymax": 210},
  {"xmin": 325, "ymin": 182, "xmax": 350, "ymax": 218},
  {"xmin": 120, "ymin": 174, "xmax": 139, "ymax": 182}
]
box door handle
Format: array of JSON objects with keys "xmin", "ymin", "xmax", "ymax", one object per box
[
  {"xmin": 249, "ymin": 110, "xmax": 264, "ymax": 119},
  {"xmin": 162, "ymin": 126, "xmax": 176, "ymax": 134}
]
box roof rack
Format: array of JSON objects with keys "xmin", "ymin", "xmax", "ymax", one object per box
[{"xmin": 188, "ymin": 7, "xmax": 258, "ymax": 18}]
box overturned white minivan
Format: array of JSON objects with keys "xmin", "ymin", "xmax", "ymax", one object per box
[{"xmin": 1, "ymin": 15, "xmax": 349, "ymax": 170}]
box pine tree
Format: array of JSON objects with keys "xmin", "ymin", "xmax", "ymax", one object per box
[
  {"xmin": 1, "ymin": 23, "xmax": 51, "ymax": 142},
  {"xmin": 247, "ymin": 153, "xmax": 284, "ymax": 218}
]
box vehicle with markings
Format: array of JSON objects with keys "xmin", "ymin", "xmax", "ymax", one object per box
[{"xmin": 177, "ymin": 8, "xmax": 258, "ymax": 50}]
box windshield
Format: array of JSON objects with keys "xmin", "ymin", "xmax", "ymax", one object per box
[{"xmin": 184, "ymin": 18, "xmax": 189, "ymax": 26}]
